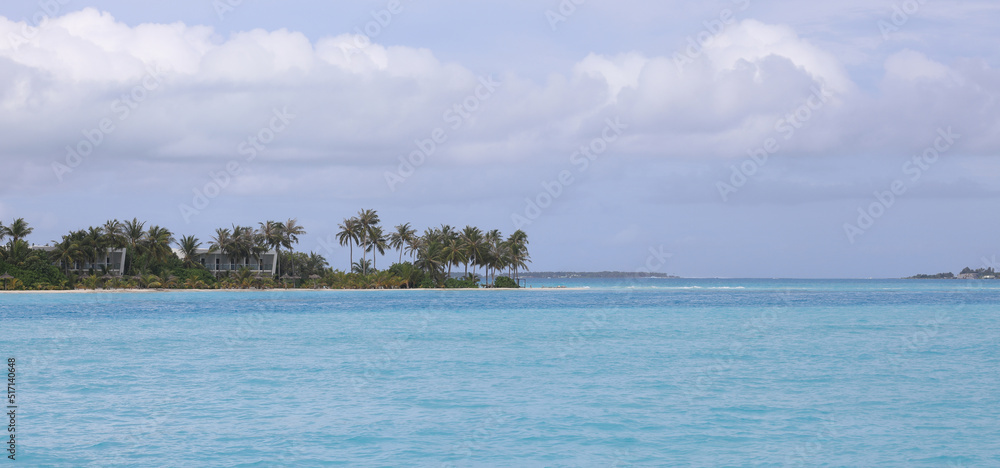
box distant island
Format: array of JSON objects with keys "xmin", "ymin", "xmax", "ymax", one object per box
[
  {"xmin": 520, "ymin": 271, "xmax": 679, "ymax": 279},
  {"xmin": 906, "ymin": 267, "xmax": 997, "ymax": 280}
]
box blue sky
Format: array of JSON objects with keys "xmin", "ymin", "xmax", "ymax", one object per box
[{"xmin": 1, "ymin": 0, "xmax": 999, "ymax": 278}]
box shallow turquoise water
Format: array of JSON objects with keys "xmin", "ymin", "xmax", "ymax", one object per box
[{"xmin": 1, "ymin": 279, "xmax": 998, "ymax": 466}]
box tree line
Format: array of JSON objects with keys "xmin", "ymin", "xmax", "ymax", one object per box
[{"xmin": 0, "ymin": 211, "xmax": 530, "ymax": 290}]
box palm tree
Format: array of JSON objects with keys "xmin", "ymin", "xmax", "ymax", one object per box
[
  {"xmin": 356, "ymin": 209, "xmax": 380, "ymax": 271},
  {"xmin": 0, "ymin": 221, "xmax": 7, "ymax": 259},
  {"xmin": 460, "ymin": 226, "xmax": 484, "ymax": 277},
  {"xmin": 414, "ymin": 229, "xmax": 445, "ymax": 286},
  {"xmin": 53, "ymin": 231, "xmax": 86, "ymax": 275},
  {"xmin": 337, "ymin": 218, "xmax": 360, "ymax": 270},
  {"xmin": 505, "ymin": 230, "xmax": 530, "ymax": 284},
  {"xmin": 302, "ymin": 252, "xmax": 329, "ymax": 277},
  {"xmin": 484, "ymin": 229, "xmax": 502, "ymax": 286},
  {"xmin": 177, "ymin": 235, "xmax": 202, "ymax": 268},
  {"xmin": 389, "ymin": 223, "xmax": 417, "ymax": 264},
  {"xmin": 3, "ymin": 218, "xmax": 33, "ymax": 245},
  {"xmin": 230, "ymin": 225, "xmax": 265, "ymax": 270},
  {"xmin": 259, "ymin": 220, "xmax": 284, "ymax": 274},
  {"xmin": 103, "ymin": 220, "xmax": 125, "ymax": 249},
  {"xmin": 144, "ymin": 226, "xmax": 176, "ymax": 267},
  {"xmin": 124, "ymin": 218, "xmax": 145, "ymax": 251},
  {"xmin": 352, "ymin": 259, "xmax": 373, "ymax": 275},
  {"xmin": 392, "ymin": 262, "xmax": 420, "ymax": 288},
  {"xmin": 122, "ymin": 218, "xmax": 145, "ymax": 274},
  {"xmin": 367, "ymin": 225, "xmax": 388, "ymax": 273},
  {"xmin": 209, "ymin": 227, "xmax": 235, "ymax": 273},
  {"xmin": 441, "ymin": 238, "xmax": 466, "ymax": 280},
  {"xmin": 439, "ymin": 224, "xmax": 457, "ymax": 242},
  {"xmin": 282, "ymin": 218, "xmax": 306, "ymax": 275},
  {"xmin": 82, "ymin": 226, "xmax": 106, "ymax": 271},
  {"xmin": 405, "ymin": 234, "xmax": 422, "ymax": 261}
]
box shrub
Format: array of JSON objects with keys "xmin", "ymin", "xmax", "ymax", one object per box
[
  {"xmin": 171, "ymin": 267, "xmax": 216, "ymax": 287},
  {"xmin": 418, "ymin": 276, "xmax": 437, "ymax": 289},
  {"xmin": 493, "ymin": 276, "xmax": 518, "ymax": 288},
  {"xmin": 444, "ymin": 276, "xmax": 479, "ymax": 289},
  {"xmin": 388, "ymin": 262, "xmax": 425, "ymax": 289},
  {"xmin": 0, "ymin": 257, "xmax": 69, "ymax": 290}
]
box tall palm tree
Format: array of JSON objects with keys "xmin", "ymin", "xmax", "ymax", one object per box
[
  {"xmin": 209, "ymin": 227, "xmax": 235, "ymax": 273},
  {"xmin": 439, "ymin": 224, "xmax": 457, "ymax": 242},
  {"xmin": 282, "ymin": 218, "xmax": 305, "ymax": 248},
  {"xmin": 3, "ymin": 218, "xmax": 33, "ymax": 245},
  {"xmin": 53, "ymin": 231, "xmax": 86, "ymax": 275},
  {"xmin": 460, "ymin": 226, "xmax": 484, "ymax": 277},
  {"xmin": 259, "ymin": 220, "xmax": 285, "ymax": 275},
  {"xmin": 505, "ymin": 230, "xmax": 530, "ymax": 283},
  {"xmin": 144, "ymin": 226, "xmax": 176, "ymax": 267},
  {"xmin": 103, "ymin": 220, "xmax": 125, "ymax": 250},
  {"xmin": 124, "ymin": 218, "xmax": 145, "ymax": 251},
  {"xmin": 122, "ymin": 218, "xmax": 146, "ymax": 274},
  {"xmin": 367, "ymin": 225, "xmax": 388, "ymax": 273},
  {"xmin": 484, "ymin": 229, "xmax": 502, "ymax": 286},
  {"xmin": 356, "ymin": 209, "xmax": 380, "ymax": 270},
  {"xmin": 337, "ymin": 217, "xmax": 360, "ymax": 270},
  {"xmin": 389, "ymin": 222, "xmax": 417, "ymax": 264},
  {"xmin": 177, "ymin": 235, "xmax": 202, "ymax": 268},
  {"xmin": 282, "ymin": 218, "xmax": 306, "ymax": 275},
  {"xmin": 82, "ymin": 226, "xmax": 107, "ymax": 270},
  {"xmin": 414, "ymin": 232, "xmax": 445, "ymax": 285},
  {"xmin": 229, "ymin": 225, "xmax": 263, "ymax": 269},
  {"xmin": 441, "ymin": 238, "xmax": 466, "ymax": 280}
]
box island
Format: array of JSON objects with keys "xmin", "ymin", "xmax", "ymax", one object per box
[
  {"xmin": 906, "ymin": 267, "xmax": 996, "ymax": 280},
  {"xmin": 0, "ymin": 212, "xmax": 532, "ymax": 291}
]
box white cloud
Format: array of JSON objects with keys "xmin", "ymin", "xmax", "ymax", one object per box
[
  {"xmin": 705, "ymin": 20, "xmax": 854, "ymax": 96},
  {"xmin": 0, "ymin": 8, "xmax": 996, "ymax": 206},
  {"xmin": 884, "ymin": 49, "xmax": 956, "ymax": 83},
  {"xmin": 573, "ymin": 52, "xmax": 648, "ymax": 104}
]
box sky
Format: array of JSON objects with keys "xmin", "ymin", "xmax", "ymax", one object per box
[{"xmin": 1, "ymin": 0, "xmax": 999, "ymax": 278}]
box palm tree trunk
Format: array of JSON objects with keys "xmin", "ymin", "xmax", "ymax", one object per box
[{"xmin": 364, "ymin": 241, "xmax": 369, "ymax": 268}]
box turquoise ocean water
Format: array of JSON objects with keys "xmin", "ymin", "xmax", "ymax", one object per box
[{"xmin": 1, "ymin": 279, "xmax": 998, "ymax": 466}]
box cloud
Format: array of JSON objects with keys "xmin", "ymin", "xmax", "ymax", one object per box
[
  {"xmin": 0, "ymin": 8, "xmax": 997, "ymax": 209},
  {"xmin": 883, "ymin": 49, "xmax": 957, "ymax": 84},
  {"xmin": 705, "ymin": 20, "xmax": 854, "ymax": 95}
]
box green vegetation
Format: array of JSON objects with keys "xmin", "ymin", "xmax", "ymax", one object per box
[
  {"xmin": 0, "ymin": 218, "xmax": 67, "ymax": 290},
  {"xmin": 906, "ymin": 272, "xmax": 956, "ymax": 279},
  {"xmin": 493, "ymin": 276, "xmax": 518, "ymax": 289},
  {"xmin": 0, "ymin": 211, "xmax": 531, "ymax": 291},
  {"xmin": 335, "ymin": 211, "xmax": 530, "ymax": 288},
  {"xmin": 906, "ymin": 267, "xmax": 997, "ymax": 279}
]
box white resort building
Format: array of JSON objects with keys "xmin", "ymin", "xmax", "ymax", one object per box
[{"xmin": 177, "ymin": 249, "xmax": 279, "ymax": 276}]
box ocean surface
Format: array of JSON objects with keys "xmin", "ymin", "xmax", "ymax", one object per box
[{"xmin": 1, "ymin": 279, "xmax": 998, "ymax": 467}]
